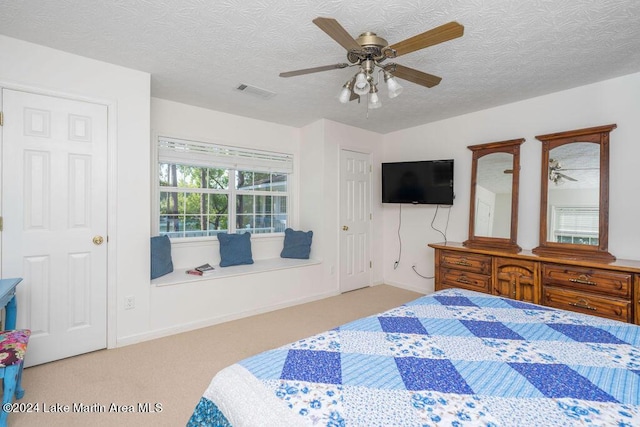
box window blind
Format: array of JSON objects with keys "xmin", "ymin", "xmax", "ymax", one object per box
[
  {"xmin": 158, "ymin": 136, "xmax": 294, "ymax": 173},
  {"xmin": 553, "ymin": 206, "xmax": 599, "ymax": 235}
]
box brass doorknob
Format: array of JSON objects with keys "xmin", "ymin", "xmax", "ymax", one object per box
[
  {"xmin": 342, "ymin": 225, "xmax": 349, "ymax": 231},
  {"xmin": 93, "ymin": 236, "xmax": 104, "ymax": 245}
]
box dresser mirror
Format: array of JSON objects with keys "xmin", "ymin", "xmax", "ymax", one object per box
[
  {"xmin": 464, "ymin": 138, "xmax": 524, "ymax": 252},
  {"xmin": 533, "ymin": 124, "xmax": 616, "ymax": 262}
]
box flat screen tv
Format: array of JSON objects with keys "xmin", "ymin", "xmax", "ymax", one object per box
[{"xmin": 382, "ymin": 160, "xmax": 454, "ymax": 205}]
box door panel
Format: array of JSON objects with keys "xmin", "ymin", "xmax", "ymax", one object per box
[
  {"xmin": 339, "ymin": 150, "xmax": 371, "ymax": 292},
  {"xmin": 1, "ymin": 88, "xmax": 108, "ymax": 366}
]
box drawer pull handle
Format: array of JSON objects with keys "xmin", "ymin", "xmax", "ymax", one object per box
[
  {"xmin": 569, "ymin": 275, "xmax": 597, "ymax": 286},
  {"xmin": 457, "ymin": 275, "xmax": 472, "ymax": 284},
  {"xmin": 569, "ymin": 299, "xmax": 597, "ymax": 311},
  {"xmin": 455, "ymin": 259, "xmax": 472, "ymax": 267}
]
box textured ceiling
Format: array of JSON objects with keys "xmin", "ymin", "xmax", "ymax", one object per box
[
  {"xmin": 2, "ymin": 0, "xmax": 640, "ymax": 134},
  {"xmin": 477, "ymin": 143, "xmax": 598, "ymax": 195}
]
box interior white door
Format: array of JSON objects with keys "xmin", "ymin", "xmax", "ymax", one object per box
[
  {"xmin": 475, "ymin": 199, "xmax": 493, "ymax": 236},
  {"xmin": 1, "ymin": 88, "xmax": 108, "ymax": 366},
  {"xmin": 339, "ymin": 149, "xmax": 371, "ymax": 292}
]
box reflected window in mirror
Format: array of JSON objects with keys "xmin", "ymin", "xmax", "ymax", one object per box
[
  {"xmin": 464, "ymin": 138, "xmax": 524, "ymax": 253},
  {"xmin": 533, "ymin": 124, "xmax": 616, "ymax": 262}
]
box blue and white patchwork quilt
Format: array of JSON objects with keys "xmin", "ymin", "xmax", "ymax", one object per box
[{"xmin": 188, "ymin": 289, "xmax": 640, "ymax": 426}]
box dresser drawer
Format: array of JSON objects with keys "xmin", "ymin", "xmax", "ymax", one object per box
[
  {"xmin": 542, "ymin": 264, "xmax": 631, "ymax": 298},
  {"xmin": 543, "ymin": 286, "xmax": 630, "ymax": 322},
  {"xmin": 440, "ymin": 251, "xmax": 491, "ymax": 275},
  {"xmin": 441, "ymin": 268, "xmax": 490, "ymax": 293}
]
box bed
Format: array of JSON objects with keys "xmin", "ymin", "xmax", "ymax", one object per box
[{"xmin": 187, "ymin": 288, "xmax": 640, "ymax": 426}]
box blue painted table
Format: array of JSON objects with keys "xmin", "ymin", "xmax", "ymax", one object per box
[{"xmin": 0, "ymin": 278, "xmax": 21, "ymax": 330}]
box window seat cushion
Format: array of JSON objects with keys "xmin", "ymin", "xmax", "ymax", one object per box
[{"xmin": 151, "ymin": 257, "xmax": 321, "ymax": 287}]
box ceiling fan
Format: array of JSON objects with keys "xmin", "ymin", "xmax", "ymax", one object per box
[
  {"xmin": 549, "ymin": 158, "xmax": 579, "ymax": 184},
  {"xmin": 279, "ymin": 17, "xmax": 464, "ymax": 108},
  {"xmin": 549, "ymin": 158, "xmax": 600, "ymax": 185}
]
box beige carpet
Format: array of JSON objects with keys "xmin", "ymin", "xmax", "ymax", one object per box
[{"xmin": 10, "ymin": 285, "xmax": 421, "ymax": 426}]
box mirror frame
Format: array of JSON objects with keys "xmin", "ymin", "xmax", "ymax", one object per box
[
  {"xmin": 463, "ymin": 138, "xmax": 524, "ymax": 253},
  {"xmin": 532, "ymin": 124, "xmax": 617, "ymax": 262}
]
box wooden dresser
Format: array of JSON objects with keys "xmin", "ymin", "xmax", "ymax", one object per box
[{"xmin": 429, "ymin": 242, "xmax": 640, "ymax": 325}]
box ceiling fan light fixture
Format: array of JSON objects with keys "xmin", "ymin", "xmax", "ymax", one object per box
[
  {"xmin": 338, "ymin": 86, "xmax": 352, "ymax": 104},
  {"xmin": 368, "ymin": 85, "xmax": 382, "ymax": 109},
  {"xmin": 384, "ymin": 73, "xmax": 403, "ymax": 98},
  {"xmin": 338, "ymin": 80, "xmax": 353, "ymax": 103},
  {"xmin": 353, "ymin": 71, "xmax": 370, "ymax": 95}
]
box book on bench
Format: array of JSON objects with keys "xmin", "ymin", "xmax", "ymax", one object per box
[{"xmin": 186, "ymin": 263, "xmax": 215, "ymax": 276}]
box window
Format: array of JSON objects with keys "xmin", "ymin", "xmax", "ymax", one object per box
[
  {"xmin": 550, "ymin": 206, "xmax": 599, "ymax": 245},
  {"xmin": 156, "ymin": 137, "xmax": 292, "ymax": 239}
]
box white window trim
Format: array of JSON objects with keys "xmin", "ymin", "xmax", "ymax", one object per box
[{"xmin": 151, "ymin": 135, "xmax": 294, "ymax": 242}]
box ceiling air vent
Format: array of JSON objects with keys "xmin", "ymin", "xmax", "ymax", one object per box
[{"xmin": 235, "ymin": 84, "xmax": 276, "ymax": 100}]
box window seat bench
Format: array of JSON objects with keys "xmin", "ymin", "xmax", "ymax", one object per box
[{"xmin": 151, "ymin": 257, "xmax": 321, "ymax": 287}]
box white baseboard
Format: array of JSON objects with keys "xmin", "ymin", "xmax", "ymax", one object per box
[
  {"xmin": 115, "ymin": 289, "xmax": 339, "ymax": 347},
  {"xmin": 383, "ymin": 279, "xmax": 431, "ymax": 295}
]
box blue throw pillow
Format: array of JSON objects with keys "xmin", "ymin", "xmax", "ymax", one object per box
[
  {"xmin": 217, "ymin": 232, "xmax": 254, "ymax": 267},
  {"xmin": 280, "ymin": 228, "xmax": 313, "ymax": 259},
  {"xmin": 150, "ymin": 235, "xmax": 173, "ymax": 279}
]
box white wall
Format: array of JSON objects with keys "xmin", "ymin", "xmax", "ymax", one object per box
[
  {"xmin": 325, "ymin": 120, "xmax": 386, "ymax": 286},
  {"xmin": 299, "ymin": 120, "xmax": 385, "ymax": 290},
  {"xmin": 548, "ymin": 188, "xmax": 599, "ymax": 208},
  {"xmin": 382, "ymin": 72, "xmax": 640, "ymax": 293},
  {"xmin": 143, "ymin": 106, "xmax": 385, "ymax": 342},
  {"xmin": 299, "ymin": 120, "xmax": 327, "ymax": 263},
  {"xmin": 151, "ymin": 96, "xmax": 303, "ymax": 267},
  {"xmin": 493, "ymin": 192, "xmax": 512, "ymax": 238},
  {"xmin": 0, "ymin": 35, "xmax": 151, "ymax": 344},
  {"xmin": 141, "ymin": 98, "xmax": 337, "ymax": 342}
]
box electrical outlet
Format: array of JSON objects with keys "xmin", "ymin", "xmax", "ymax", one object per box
[{"xmin": 124, "ymin": 296, "xmax": 135, "ymax": 310}]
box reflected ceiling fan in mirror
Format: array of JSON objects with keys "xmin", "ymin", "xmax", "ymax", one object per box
[
  {"xmin": 549, "ymin": 158, "xmax": 578, "ymax": 184},
  {"xmin": 279, "ymin": 17, "xmax": 464, "ymax": 109},
  {"xmin": 548, "ymin": 158, "xmax": 599, "ymax": 185}
]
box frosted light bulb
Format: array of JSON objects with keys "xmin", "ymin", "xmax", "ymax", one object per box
[
  {"xmin": 386, "ymin": 76, "xmax": 403, "ymax": 98},
  {"xmin": 338, "ymin": 87, "xmax": 351, "ymax": 103},
  {"xmin": 353, "ymin": 72, "xmax": 370, "ymax": 95},
  {"xmin": 368, "ymin": 92, "xmax": 381, "ymax": 109}
]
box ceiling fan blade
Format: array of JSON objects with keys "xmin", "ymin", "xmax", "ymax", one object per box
[
  {"xmin": 557, "ymin": 172, "xmax": 578, "ymax": 181},
  {"xmin": 386, "ymin": 64, "xmax": 442, "ymax": 88},
  {"xmin": 279, "ymin": 63, "xmax": 349, "ymax": 78},
  {"xmin": 312, "ymin": 17, "xmax": 362, "ymax": 52},
  {"xmin": 388, "ymin": 21, "xmax": 464, "ymax": 57}
]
